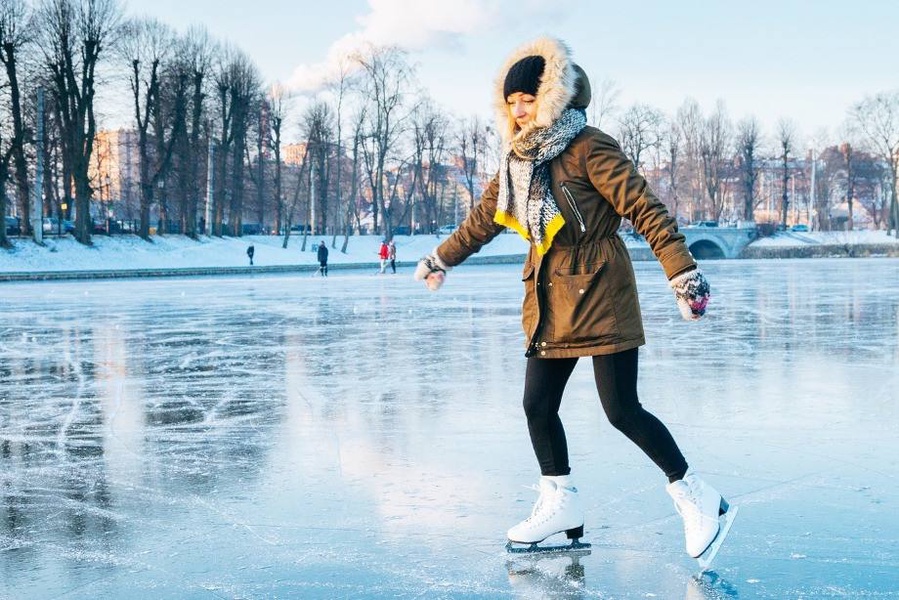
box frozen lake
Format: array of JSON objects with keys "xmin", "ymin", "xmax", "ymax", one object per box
[{"xmin": 1, "ymin": 258, "xmax": 898, "ymax": 599}]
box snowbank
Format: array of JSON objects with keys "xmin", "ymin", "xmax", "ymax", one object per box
[
  {"xmin": 749, "ymin": 229, "xmax": 899, "ymax": 247},
  {"xmin": 0, "ymin": 232, "xmax": 530, "ymax": 274},
  {"xmin": 2, "ymin": 229, "xmax": 897, "ymax": 277}
]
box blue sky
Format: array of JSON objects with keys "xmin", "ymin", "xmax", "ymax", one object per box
[{"xmin": 122, "ymin": 0, "xmax": 899, "ymax": 143}]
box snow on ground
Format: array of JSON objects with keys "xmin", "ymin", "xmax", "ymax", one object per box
[
  {"xmin": 0, "ymin": 229, "xmax": 896, "ymax": 273},
  {"xmin": 0, "ymin": 232, "xmax": 531, "ymax": 273},
  {"xmin": 749, "ymin": 229, "xmax": 899, "ymax": 247}
]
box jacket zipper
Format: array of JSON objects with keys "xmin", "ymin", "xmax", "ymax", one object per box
[{"xmin": 559, "ymin": 182, "xmax": 586, "ymax": 233}]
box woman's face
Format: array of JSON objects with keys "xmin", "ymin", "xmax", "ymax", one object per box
[{"xmin": 507, "ymin": 92, "xmax": 538, "ymax": 129}]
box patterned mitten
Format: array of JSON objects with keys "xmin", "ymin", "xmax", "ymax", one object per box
[
  {"xmin": 413, "ymin": 250, "xmax": 451, "ymax": 291},
  {"xmin": 669, "ymin": 268, "xmax": 710, "ymax": 321}
]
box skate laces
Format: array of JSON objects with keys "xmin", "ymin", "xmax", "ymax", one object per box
[
  {"xmin": 521, "ymin": 484, "xmax": 566, "ymax": 525},
  {"xmin": 524, "ymin": 484, "xmax": 545, "ymax": 519},
  {"xmin": 671, "ymin": 483, "xmax": 702, "ymax": 534}
]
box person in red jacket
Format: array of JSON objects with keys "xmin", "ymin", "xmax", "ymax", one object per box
[{"xmin": 378, "ymin": 240, "xmax": 390, "ymax": 274}]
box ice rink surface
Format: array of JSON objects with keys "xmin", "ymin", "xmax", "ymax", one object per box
[{"xmin": 2, "ymin": 258, "xmax": 898, "ymax": 599}]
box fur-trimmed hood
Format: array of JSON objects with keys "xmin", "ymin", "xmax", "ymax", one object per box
[{"xmin": 493, "ymin": 37, "xmax": 579, "ymax": 146}]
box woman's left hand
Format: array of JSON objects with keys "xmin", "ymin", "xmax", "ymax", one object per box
[{"xmin": 669, "ymin": 268, "xmax": 710, "ymax": 321}]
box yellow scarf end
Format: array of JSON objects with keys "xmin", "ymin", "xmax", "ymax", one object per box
[
  {"xmin": 494, "ymin": 210, "xmax": 530, "ymax": 242},
  {"xmin": 494, "ymin": 210, "xmax": 565, "ymax": 256},
  {"xmin": 533, "ymin": 214, "xmax": 566, "ymax": 256}
]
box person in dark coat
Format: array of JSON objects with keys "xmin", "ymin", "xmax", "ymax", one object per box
[
  {"xmin": 246, "ymin": 245, "xmax": 254, "ymax": 266},
  {"xmin": 414, "ymin": 37, "xmax": 731, "ymax": 562},
  {"xmin": 317, "ymin": 241, "xmax": 329, "ymax": 276}
]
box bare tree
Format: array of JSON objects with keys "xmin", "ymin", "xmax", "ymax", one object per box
[
  {"xmin": 302, "ymin": 99, "xmax": 334, "ymax": 246},
  {"xmin": 676, "ymin": 98, "xmax": 704, "ymax": 221},
  {"xmin": 341, "ymin": 106, "xmax": 366, "ymax": 252},
  {"xmin": 616, "ymin": 102, "xmax": 663, "ymax": 172},
  {"xmin": 662, "ymin": 121, "xmax": 683, "ymax": 221},
  {"xmin": 776, "ymin": 118, "xmax": 797, "ymax": 228},
  {"xmin": 0, "ymin": 123, "xmax": 14, "ymax": 247},
  {"xmin": 325, "ymin": 56, "xmax": 357, "ymax": 250},
  {"xmin": 0, "ymin": 0, "xmax": 33, "ymax": 242},
  {"xmin": 588, "ymin": 74, "xmax": 619, "ymax": 130},
  {"xmin": 211, "ymin": 45, "xmax": 261, "ymax": 236},
  {"xmin": 736, "ymin": 116, "xmax": 763, "ymax": 222},
  {"xmin": 118, "ymin": 17, "xmax": 179, "ymax": 239},
  {"xmin": 353, "ymin": 44, "xmax": 413, "ymax": 235},
  {"xmin": 849, "ymin": 91, "xmax": 899, "ymax": 236},
  {"xmin": 244, "ymin": 93, "xmax": 269, "ymax": 232},
  {"xmin": 700, "ymin": 101, "xmax": 733, "ymax": 221},
  {"xmin": 458, "ymin": 115, "xmax": 487, "ymax": 213},
  {"xmin": 266, "ymin": 83, "xmax": 287, "ymax": 236},
  {"xmin": 175, "ymin": 27, "xmax": 212, "ymax": 238},
  {"xmin": 839, "ymin": 142, "xmax": 858, "ymax": 231},
  {"xmin": 280, "ymin": 143, "xmax": 309, "ymax": 249},
  {"xmin": 813, "ymin": 148, "xmax": 834, "ymax": 231},
  {"xmin": 850, "ymin": 150, "xmax": 887, "ymax": 228},
  {"xmin": 409, "ymin": 100, "xmax": 448, "ymax": 235},
  {"xmin": 806, "ymin": 131, "xmax": 832, "ymax": 231},
  {"xmin": 35, "ymin": 0, "xmax": 121, "ymax": 244}
]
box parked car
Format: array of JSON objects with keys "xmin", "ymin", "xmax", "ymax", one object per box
[
  {"xmin": 92, "ymin": 218, "xmax": 124, "ymax": 234},
  {"xmin": 790, "ymin": 223, "xmax": 810, "ymax": 232},
  {"xmin": 692, "ymin": 220, "xmax": 719, "ymax": 228},
  {"xmin": 437, "ymin": 224, "xmax": 457, "ymax": 235},
  {"xmin": 393, "ymin": 225, "xmax": 427, "ymax": 236},
  {"xmin": 43, "ymin": 217, "xmax": 75, "ymax": 234},
  {"xmin": 5, "ymin": 216, "xmax": 21, "ymax": 235}
]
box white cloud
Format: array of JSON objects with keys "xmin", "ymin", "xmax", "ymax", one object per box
[
  {"xmin": 357, "ymin": 0, "xmax": 496, "ymax": 46},
  {"xmin": 287, "ymin": 0, "xmax": 498, "ymax": 93}
]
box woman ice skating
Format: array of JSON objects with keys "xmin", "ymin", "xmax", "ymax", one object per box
[{"xmin": 414, "ymin": 37, "xmax": 733, "ymax": 563}]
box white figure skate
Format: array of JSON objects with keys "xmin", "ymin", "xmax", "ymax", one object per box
[
  {"xmin": 667, "ymin": 471, "xmax": 738, "ymax": 571},
  {"xmin": 506, "ymin": 475, "xmax": 590, "ymax": 554}
]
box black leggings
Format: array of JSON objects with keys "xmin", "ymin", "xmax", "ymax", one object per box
[{"xmin": 522, "ymin": 348, "xmax": 688, "ymax": 480}]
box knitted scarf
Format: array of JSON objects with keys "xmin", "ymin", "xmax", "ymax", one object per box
[{"xmin": 494, "ymin": 108, "xmax": 587, "ymax": 255}]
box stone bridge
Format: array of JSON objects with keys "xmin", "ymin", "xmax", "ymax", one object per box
[
  {"xmin": 625, "ymin": 225, "xmax": 758, "ymax": 260},
  {"xmin": 681, "ymin": 225, "xmax": 758, "ymax": 259}
]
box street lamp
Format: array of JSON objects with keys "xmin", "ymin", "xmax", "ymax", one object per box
[
  {"xmin": 840, "ymin": 143, "xmax": 854, "ymax": 231},
  {"xmin": 104, "ymin": 175, "xmax": 113, "ymax": 233}
]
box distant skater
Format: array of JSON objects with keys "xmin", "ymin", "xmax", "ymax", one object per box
[
  {"xmin": 378, "ymin": 240, "xmax": 390, "ymax": 274},
  {"xmin": 414, "ymin": 36, "xmax": 734, "ymax": 565},
  {"xmin": 246, "ymin": 245, "xmax": 254, "ymax": 266},
  {"xmin": 388, "ymin": 240, "xmax": 397, "ymax": 274},
  {"xmin": 317, "ymin": 241, "xmax": 329, "ymax": 276}
]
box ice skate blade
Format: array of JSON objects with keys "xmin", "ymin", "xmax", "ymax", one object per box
[
  {"xmin": 506, "ymin": 539, "xmax": 592, "ymax": 555},
  {"xmin": 697, "ymin": 505, "xmax": 739, "ymax": 572}
]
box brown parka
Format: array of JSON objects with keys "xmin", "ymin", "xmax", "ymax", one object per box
[{"xmin": 435, "ymin": 37, "xmax": 696, "ymax": 358}]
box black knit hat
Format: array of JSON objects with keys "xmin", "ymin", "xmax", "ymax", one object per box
[{"xmin": 503, "ymin": 55, "xmax": 546, "ymax": 99}]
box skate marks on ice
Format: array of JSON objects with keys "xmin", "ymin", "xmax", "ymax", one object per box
[
  {"xmin": 2, "ymin": 261, "xmax": 899, "ymax": 597},
  {"xmin": 686, "ymin": 571, "xmax": 741, "ymax": 600},
  {"xmin": 506, "ymin": 548, "xmax": 591, "ymax": 598},
  {"xmin": 503, "ymin": 544, "xmax": 742, "ymax": 600}
]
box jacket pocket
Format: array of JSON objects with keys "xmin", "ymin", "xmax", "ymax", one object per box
[{"xmin": 547, "ymin": 261, "xmax": 618, "ymax": 344}]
